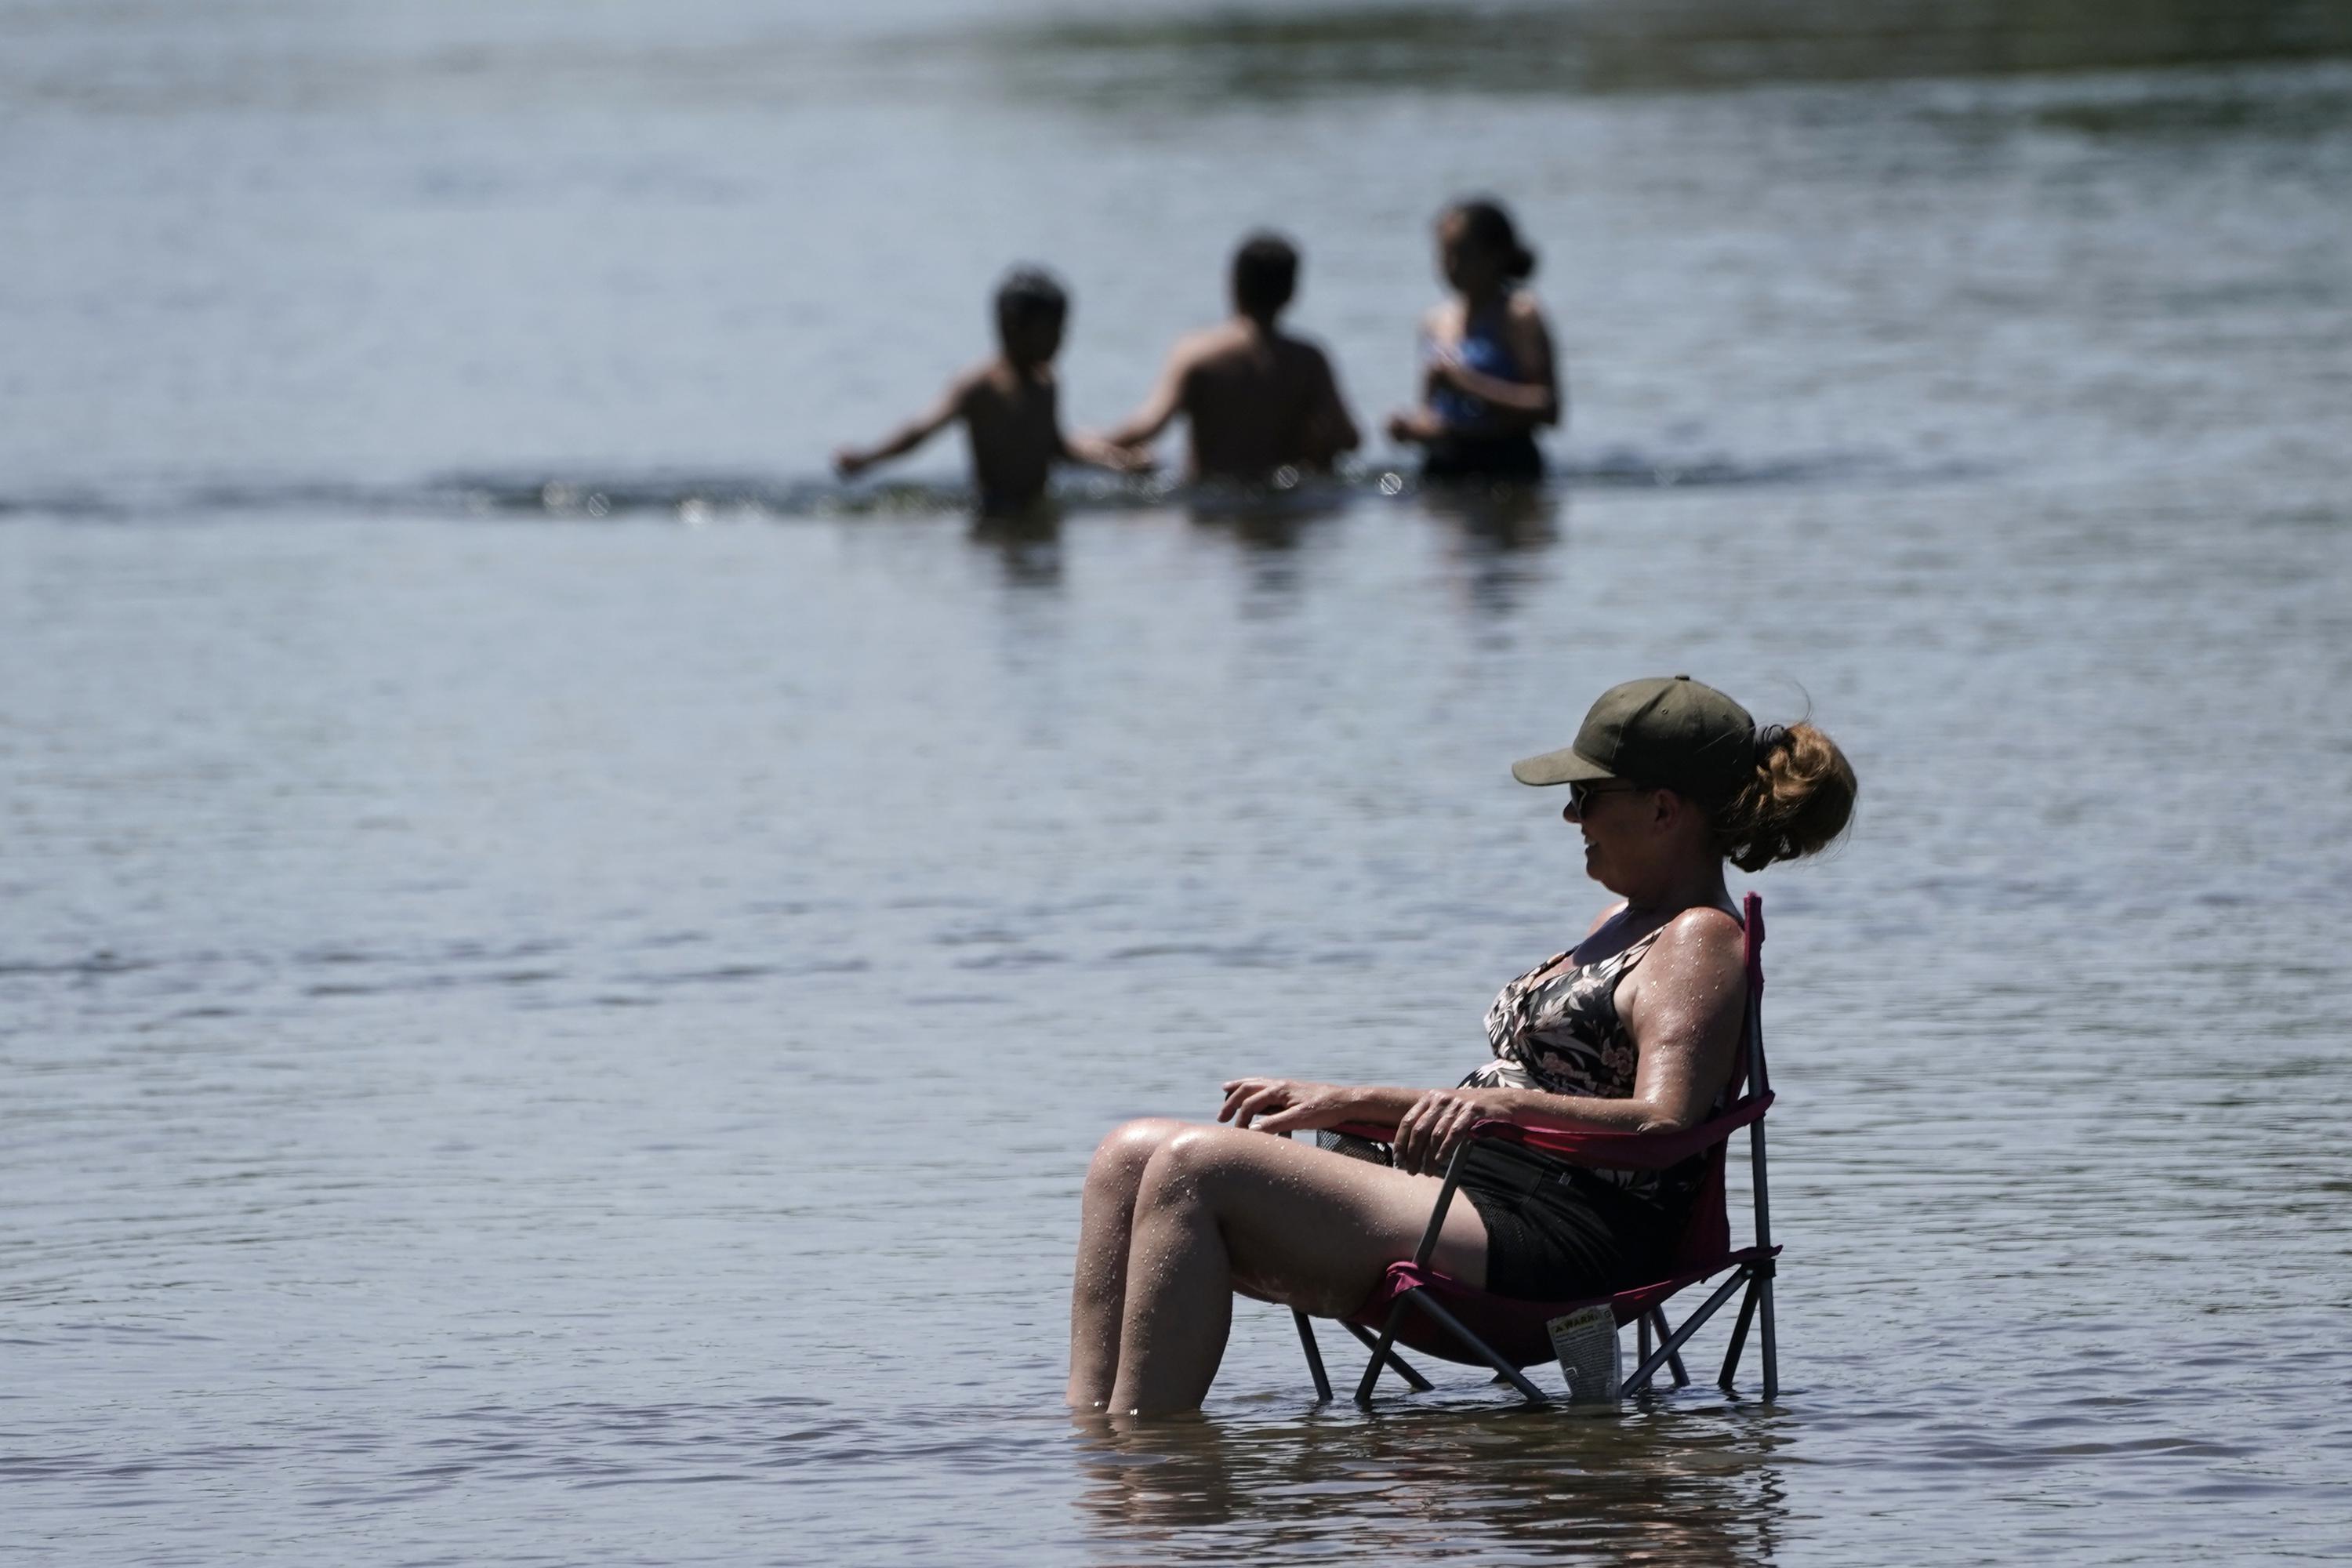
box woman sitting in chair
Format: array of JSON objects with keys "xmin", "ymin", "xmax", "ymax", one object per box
[{"xmin": 1067, "ymin": 676, "xmax": 1856, "ymax": 1416}]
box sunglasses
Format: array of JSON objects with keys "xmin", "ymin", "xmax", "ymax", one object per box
[{"xmin": 1566, "ymin": 779, "xmax": 1646, "ymax": 817}]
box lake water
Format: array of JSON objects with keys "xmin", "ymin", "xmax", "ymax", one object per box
[{"xmin": 5, "ymin": 2, "xmax": 2350, "ymax": 1563}]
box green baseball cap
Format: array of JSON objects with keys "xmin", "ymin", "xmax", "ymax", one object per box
[{"xmin": 1512, "ymin": 675, "xmax": 1757, "ymax": 804}]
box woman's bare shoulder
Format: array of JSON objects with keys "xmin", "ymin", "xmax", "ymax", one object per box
[
  {"xmin": 1617, "ymin": 907, "xmax": 1748, "ymax": 1062},
  {"xmin": 1646, "ymin": 905, "xmax": 1747, "ymax": 978}
]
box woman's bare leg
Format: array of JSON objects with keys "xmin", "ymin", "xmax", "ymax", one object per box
[
  {"xmin": 1106, "ymin": 1124, "xmax": 1489, "ymax": 1416},
  {"xmin": 1067, "ymin": 1118, "xmax": 1187, "ymax": 1408}
]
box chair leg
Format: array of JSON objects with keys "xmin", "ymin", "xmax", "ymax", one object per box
[
  {"xmin": 1758, "ymin": 1274, "xmax": 1779, "ymax": 1402},
  {"xmin": 1647, "ymin": 1308, "xmax": 1690, "ymax": 1388},
  {"xmin": 1391, "ymin": 1290, "xmax": 1550, "ymax": 1406},
  {"xmin": 1294, "ymin": 1308, "xmax": 1333, "ymax": 1403},
  {"xmin": 1341, "ymin": 1319, "xmax": 1432, "ymax": 1392},
  {"xmin": 1719, "ymin": 1270, "xmax": 1759, "ymax": 1392},
  {"xmin": 1619, "ymin": 1269, "xmax": 1747, "ymax": 1399},
  {"xmin": 1355, "ymin": 1300, "xmax": 1411, "ymax": 1404},
  {"xmin": 1635, "ymin": 1312, "xmax": 1653, "ymax": 1390}
]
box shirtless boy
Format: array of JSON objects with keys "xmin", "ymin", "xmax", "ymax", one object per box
[
  {"xmin": 833, "ymin": 267, "xmax": 1138, "ymax": 513},
  {"xmin": 1102, "ymin": 233, "xmax": 1360, "ymax": 484}
]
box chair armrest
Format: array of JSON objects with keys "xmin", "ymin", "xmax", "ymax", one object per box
[
  {"xmin": 1319, "ymin": 1093, "xmax": 1770, "ymax": 1171},
  {"xmin": 1469, "ymin": 1092, "xmax": 1773, "ymax": 1171},
  {"xmin": 1327, "ymin": 1119, "xmax": 1405, "ymax": 1142}
]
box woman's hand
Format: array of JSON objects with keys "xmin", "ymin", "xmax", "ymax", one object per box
[
  {"xmin": 1392, "ymin": 1087, "xmax": 1493, "ymax": 1176},
  {"xmin": 1423, "ymin": 350, "xmax": 1472, "ymax": 394},
  {"xmin": 1386, "ymin": 408, "xmax": 1444, "ymax": 445},
  {"xmin": 1218, "ymin": 1078, "xmax": 1359, "ymax": 1134}
]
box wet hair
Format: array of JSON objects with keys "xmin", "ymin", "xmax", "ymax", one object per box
[
  {"xmin": 994, "ymin": 266, "xmax": 1069, "ymax": 331},
  {"xmin": 1231, "ymin": 231, "xmax": 1299, "ymax": 318},
  {"xmin": 1711, "ymin": 723, "xmax": 1857, "ymax": 873},
  {"xmin": 1447, "ymin": 196, "xmax": 1537, "ymax": 281}
]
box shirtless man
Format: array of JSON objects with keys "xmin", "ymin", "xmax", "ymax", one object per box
[
  {"xmin": 1101, "ymin": 233, "xmax": 1360, "ymax": 484},
  {"xmin": 833, "ymin": 267, "xmax": 1140, "ymax": 514}
]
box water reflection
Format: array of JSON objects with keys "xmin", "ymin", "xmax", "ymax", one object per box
[
  {"xmin": 969, "ymin": 506, "xmax": 1067, "ymax": 588},
  {"xmin": 1071, "ymin": 1406, "xmax": 1789, "ymax": 1563},
  {"xmin": 1428, "ymin": 485, "xmax": 1563, "ymax": 622},
  {"xmin": 1183, "ymin": 478, "xmax": 1355, "ymax": 534},
  {"xmin": 980, "ymin": 0, "xmax": 2352, "ymax": 105},
  {"xmin": 1173, "ymin": 484, "xmax": 1348, "ymax": 605}
]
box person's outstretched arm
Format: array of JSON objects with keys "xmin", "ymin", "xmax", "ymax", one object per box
[
  {"xmin": 1063, "ymin": 370, "xmax": 1160, "ymax": 474},
  {"xmin": 1094, "ymin": 344, "xmax": 1193, "ymax": 459},
  {"xmin": 834, "ymin": 374, "xmax": 972, "ymax": 477},
  {"xmin": 1061, "ymin": 428, "xmax": 1156, "ymax": 474}
]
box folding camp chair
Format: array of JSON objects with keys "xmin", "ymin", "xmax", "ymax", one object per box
[{"xmin": 1289, "ymin": 891, "xmax": 1781, "ymax": 1406}]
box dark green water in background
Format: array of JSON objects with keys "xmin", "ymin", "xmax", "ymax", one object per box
[{"xmin": 4, "ymin": 2, "xmax": 2349, "ymax": 1562}]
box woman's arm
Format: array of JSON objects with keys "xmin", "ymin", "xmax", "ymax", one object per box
[
  {"xmin": 1385, "ymin": 307, "xmax": 1455, "ymax": 447},
  {"xmin": 1385, "ymin": 406, "xmax": 1447, "ymax": 446},
  {"xmin": 1386, "ymin": 1083, "xmax": 1650, "ymax": 1174},
  {"xmin": 1425, "ymin": 300, "xmax": 1560, "ymax": 429},
  {"xmin": 1217, "ymin": 1077, "xmax": 1644, "ymax": 1174},
  {"xmin": 1227, "ymin": 909, "xmax": 1747, "ymax": 1174},
  {"xmin": 1218, "ymin": 1077, "xmax": 1418, "ymax": 1133},
  {"xmin": 1613, "ymin": 909, "xmax": 1749, "ymax": 1127}
]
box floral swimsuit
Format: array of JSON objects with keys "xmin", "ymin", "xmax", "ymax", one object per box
[
  {"xmin": 1323, "ymin": 920, "xmax": 1718, "ymax": 1298},
  {"xmin": 1460, "ymin": 927, "xmax": 1675, "ymax": 1208}
]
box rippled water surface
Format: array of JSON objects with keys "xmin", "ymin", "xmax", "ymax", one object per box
[{"xmin": 5, "ymin": 2, "xmax": 2350, "ymax": 1563}]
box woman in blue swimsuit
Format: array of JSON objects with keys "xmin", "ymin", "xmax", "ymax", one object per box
[{"xmin": 1386, "ymin": 198, "xmax": 1562, "ymax": 483}]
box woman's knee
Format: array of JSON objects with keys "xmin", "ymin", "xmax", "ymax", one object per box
[
  {"xmin": 1135, "ymin": 1124, "xmax": 1261, "ymax": 1210},
  {"xmin": 1085, "ymin": 1117, "xmax": 1187, "ymax": 1196}
]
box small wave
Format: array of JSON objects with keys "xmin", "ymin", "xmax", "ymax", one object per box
[
  {"xmin": 434, "ymin": 448, "xmax": 1898, "ymax": 514},
  {"xmin": 0, "ymin": 447, "xmax": 1918, "ymax": 524},
  {"xmin": 1565, "ymin": 446, "xmax": 1864, "ymax": 488}
]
